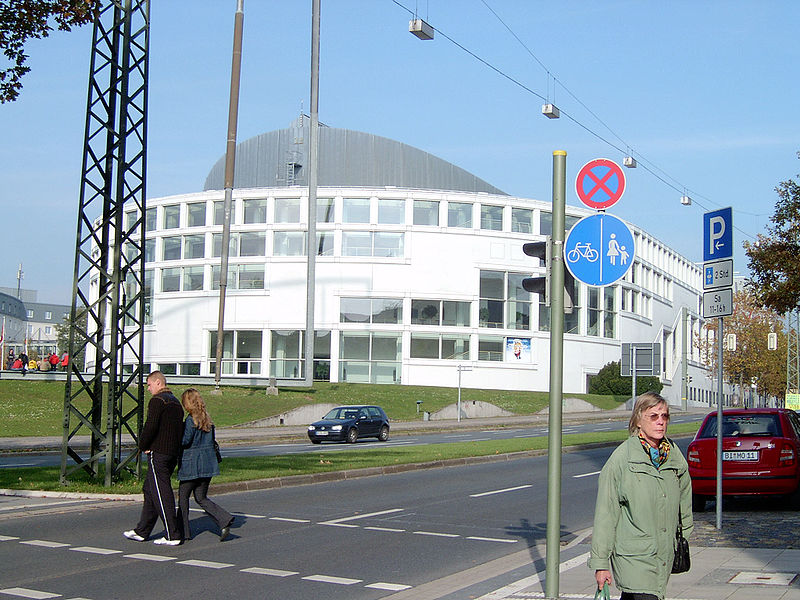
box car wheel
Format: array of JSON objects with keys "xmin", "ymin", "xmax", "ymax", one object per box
[
  {"xmin": 311, "ymin": 439, "xmax": 321, "ymax": 444},
  {"xmin": 345, "ymin": 428, "xmax": 358, "ymax": 444},
  {"xmin": 378, "ymin": 425, "xmax": 390, "ymax": 442},
  {"xmin": 692, "ymin": 494, "xmax": 707, "ymax": 512}
]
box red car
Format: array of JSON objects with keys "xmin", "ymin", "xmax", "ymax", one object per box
[{"xmin": 687, "ymin": 408, "xmax": 800, "ymax": 511}]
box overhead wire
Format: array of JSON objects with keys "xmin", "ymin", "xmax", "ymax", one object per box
[{"xmin": 390, "ymin": 0, "xmax": 760, "ymax": 243}]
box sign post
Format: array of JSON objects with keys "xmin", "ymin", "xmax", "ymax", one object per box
[{"xmin": 702, "ymin": 207, "xmax": 733, "ymax": 532}]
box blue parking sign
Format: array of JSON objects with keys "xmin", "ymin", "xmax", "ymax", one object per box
[
  {"xmin": 564, "ymin": 213, "xmax": 634, "ymax": 286},
  {"xmin": 703, "ymin": 207, "xmax": 733, "ymax": 262}
]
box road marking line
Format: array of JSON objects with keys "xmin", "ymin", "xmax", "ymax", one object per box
[
  {"xmin": 0, "ymin": 588, "xmax": 60, "ymax": 599},
  {"xmin": 233, "ymin": 512, "xmax": 266, "ymax": 518},
  {"xmin": 573, "ymin": 470, "xmax": 601, "ymax": 479},
  {"xmin": 320, "ymin": 523, "xmax": 359, "ymax": 528},
  {"xmin": 123, "ymin": 553, "xmax": 175, "ymax": 562},
  {"xmin": 178, "ymin": 559, "xmax": 234, "ymax": 569},
  {"xmin": 476, "ymin": 552, "xmax": 590, "ymax": 599},
  {"xmin": 365, "ymin": 582, "xmax": 413, "ymax": 591},
  {"xmin": 466, "ymin": 536, "xmax": 518, "ymax": 544},
  {"xmin": 470, "ymin": 485, "xmax": 532, "ymax": 498},
  {"xmin": 269, "ymin": 517, "xmax": 310, "ymax": 523},
  {"xmin": 19, "ymin": 540, "xmax": 69, "ymax": 548},
  {"xmin": 0, "ymin": 535, "xmax": 20, "ymax": 541},
  {"xmin": 0, "ymin": 463, "xmax": 38, "ymax": 468},
  {"xmin": 473, "ymin": 438, "xmax": 491, "ymax": 441},
  {"xmin": 319, "ymin": 508, "xmax": 404, "ymax": 525},
  {"xmin": 241, "ymin": 567, "xmax": 299, "ymax": 577},
  {"xmin": 364, "ymin": 526, "xmax": 405, "ymax": 532},
  {"xmin": 69, "ymin": 546, "xmax": 122, "ymax": 555},
  {"xmin": 302, "ymin": 574, "xmax": 362, "ymax": 585},
  {"xmin": 413, "ymin": 531, "xmax": 460, "ymax": 538}
]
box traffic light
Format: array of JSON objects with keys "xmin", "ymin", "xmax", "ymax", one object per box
[
  {"xmin": 522, "ymin": 236, "xmax": 576, "ymax": 314},
  {"xmin": 768, "ymin": 332, "xmax": 778, "ymax": 350},
  {"xmin": 522, "ymin": 238, "xmax": 550, "ymax": 305}
]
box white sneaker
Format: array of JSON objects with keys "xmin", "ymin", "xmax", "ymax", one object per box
[
  {"xmin": 123, "ymin": 530, "xmax": 145, "ymax": 542},
  {"xmin": 153, "ymin": 537, "xmax": 181, "ymax": 546}
]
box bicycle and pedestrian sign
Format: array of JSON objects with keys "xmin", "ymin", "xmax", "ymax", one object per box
[
  {"xmin": 575, "ymin": 158, "xmax": 626, "ymax": 209},
  {"xmin": 564, "ymin": 213, "xmax": 634, "ymax": 286}
]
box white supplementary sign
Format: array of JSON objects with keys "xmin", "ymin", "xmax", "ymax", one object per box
[
  {"xmin": 703, "ymin": 288, "xmax": 733, "ymax": 318},
  {"xmin": 703, "ymin": 259, "xmax": 733, "ymax": 290}
]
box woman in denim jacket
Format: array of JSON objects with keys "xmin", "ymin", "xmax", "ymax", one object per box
[{"xmin": 177, "ymin": 388, "xmax": 234, "ymax": 541}]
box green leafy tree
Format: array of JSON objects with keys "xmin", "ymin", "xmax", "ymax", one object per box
[
  {"xmin": 745, "ymin": 152, "xmax": 800, "ymax": 315},
  {"xmin": 588, "ymin": 361, "xmax": 663, "ymax": 396},
  {"xmin": 698, "ymin": 290, "xmax": 786, "ymax": 403},
  {"xmin": 0, "ymin": 0, "xmax": 98, "ymax": 103}
]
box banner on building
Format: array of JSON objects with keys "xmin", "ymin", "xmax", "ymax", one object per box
[{"xmin": 505, "ymin": 337, "xmax": 531, "ymax": 362}]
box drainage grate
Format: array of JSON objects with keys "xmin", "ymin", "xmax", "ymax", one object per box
[{"xmin": 729, "ymin": 571, "xmax": 798, "ymax": 586}]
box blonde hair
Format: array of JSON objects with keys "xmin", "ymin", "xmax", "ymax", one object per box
[
  {"xmin": 180, "ymin": 388, "xmax": 213, "ymax": 432},
  {"xmin": 628, "ymin": 391, "xmax": 669, "ymax": 435}
]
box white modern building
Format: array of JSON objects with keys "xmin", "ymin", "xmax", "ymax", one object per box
[{"xmin": 120, "ymin": 117, "xmax": 714, "ymax": 406}]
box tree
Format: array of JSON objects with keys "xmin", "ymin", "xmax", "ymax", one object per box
[
  {"xmin": 698, "ymin": 290, "xmax": 786, "ymax": 403},
  {"xmin": 55, "ymin": 308, "xmax": 88, "ymax": 371},
  {"xmin": 745, "ymin": 152, "xmax": 800, "ymax": 315},
  {"xmin": 588, "ymin": 361, "xmax": 663, "ymax": 397},
  {"xmin": 0, "ymin": 0, "xmax": 98, "ymax": 103}
]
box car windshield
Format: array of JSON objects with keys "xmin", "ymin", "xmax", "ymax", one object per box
[
  {"xmin": 322, "ymin": 407, "xmax": 361, "ymax": 420},
  {"xmin": 698, "ymin": 414, "xmax": 782, "ymax": 438}
]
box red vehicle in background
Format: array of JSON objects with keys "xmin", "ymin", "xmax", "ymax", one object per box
[{"xmin": 687, "ymin": 408, "xmax": 800, "ymax": 511}]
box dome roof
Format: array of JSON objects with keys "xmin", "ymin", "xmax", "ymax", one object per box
[{"xmin": 203, "ymin": 116, "xmax": 506, "ymax": 195}]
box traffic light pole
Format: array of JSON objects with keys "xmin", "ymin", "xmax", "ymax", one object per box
[{"xmin": 545, "ymin": 150, "xmax": 567, "ymax": 600}]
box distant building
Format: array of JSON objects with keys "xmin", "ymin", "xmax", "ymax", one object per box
[
  {"xmin": 0, "ymin": 287, "xmax": 69, "ymax": 361},
  {"xmin": 105, "ymin": 117, "xmax": 712, "ymax": 406}
]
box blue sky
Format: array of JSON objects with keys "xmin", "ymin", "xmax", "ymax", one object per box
[{"xmin": 1, "ymin": 1, "xmax": 798, "ymax": 303}]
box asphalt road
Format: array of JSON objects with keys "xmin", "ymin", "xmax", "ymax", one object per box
[
  {"xmin": 0, "ymin": 413, "xmax": 703, "ymax": 469},
  {"xmin": 0, "ymin": 443, "xmax": 624, "ymax": 600}
]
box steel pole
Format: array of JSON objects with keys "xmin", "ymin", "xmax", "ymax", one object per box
[
  {"xmin": 716, "ymin": 316, "xmax": 724, "ymax": 529},
  {"xmin": 545, "ymin": 150, "xmax": 566, "ymax": 600},
  {"xmin": 214, "ymin": 0, "xmax": 244, "ymax": 390},
  {"xmin": 681, "ymin": 306, "xmax": 688, "ymax": 411},
  {"xmin": 304, "ymin": 0, "xmax": 321, "ymax": 386},
  {"xmin": 458, "ymin": 366, "xmax": 462, "ymax": 423}
]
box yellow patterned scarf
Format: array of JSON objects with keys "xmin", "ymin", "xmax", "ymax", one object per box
[{"xmin": 639, "ymin": 434, "xmax": 670, "ymax": 468}]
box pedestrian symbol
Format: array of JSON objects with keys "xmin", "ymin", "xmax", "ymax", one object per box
[{"xmin": 565, "ymin": 213, "xmax": 634, "ymax": 286}]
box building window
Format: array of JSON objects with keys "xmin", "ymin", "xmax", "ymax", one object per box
[
  {"xmin": 183, "ymin": 266, "xmax": 204, "ymax": 291},
  {"xmin": 316, "ymin": 232, "xmax": 334, "ymax": 256},
  {"xmin": 479, "ymin": 270, "xmax": 504, "ymax": 328},
  {"xmin": 411, "ymin": 300, "xmax": 439, "ymax": 325},
  {"xmin": 238, "ymin": 264, "xmax": 265, "ymax": 289},
  {"xmin": 209, "ymin": 329, "xmax": 261, "ymax": 375},
  {"xmin": 162, "ymin": 236, "xmax": 181, "ymax": 261},
  {"xmin": 410, "ymin": 334, "xmax": 469, "ymax": 360},
  {"xmin": 506, "ymin": 273, "xmax": 531, "ymax": 330},
  {"xmin": 539, "ymin": 279, "xmax": 581, "ymax": 334},
  {"xmin": 145, "ymin": 239, "xmax": 156, "ymax": 263},
  {"xmin": 378, "ymin": 199, "xmax": 405, "ymax": 224},
  {"xmin": 145, "ymin": 208, "xmax": 157, "ymax": 232},
  {"xmin": 478, "ymin": 336, "xmax": 504, "ymax": 361},
  {"xmin": 183, "ymin": 234, "xmax": 205, "ymax": 259},
  {"xmin": 239, "ymin": 231, "xmax": 266, "ymax": 256},
  {"xmin": 443, "ymin": 301, "xmax": 471, "ymax": 327},
  {"xmin": 212, "ymin": 232, "xmax": 239, "ymax": 257},
  {"xmin": 588, "ymin": 288, "xmax": 600, "ymax": 337},
  {"xmin": 373, "ymin": 232, "xmax": 403, "ymax": 257},
  {"xmin": 214, "ymin": 200, "xmax": 236, "ymax": 225},
  {"xmin": 180, "ymin": 363, "xmax": 201, "ymax": 375},
  {"xmin": 317, "ymin": 198, "xmax": 335, "ymax": 223},
  {"xmin": 275, "ymin": 198, "xmax": 300, "ymax": 223},
  {"xmin": 343, "ymin": 198, "xmax": 370, "ymax": 223},
  {"xmin": 163, "ymin": 204, "xmax": 180, "ymax": 229},
  {"xmin": 480, "ymin": 205, "xmax": 503, "ymax": 231},
  {"xmin": 161, "ymin": 267, "xmax": 181, "ymax": 292},
  {"xmin": 274, "ymin": 231, "xmax": 305, "ymax": 256},
  {"xmin": 604, "ymin": 287, "xmax": 616, "ymax": 338},
  {"xmin": 411, "ymin": 299, "xmax": 470, "ymax": 327},
  {"xmin": 339, "ymin": 332, "xmax": 401, "ymax": 384},
  {"xmin": 243, "ymin": 198, "xmax": 267, "ymax": 224},
  {"xmin": 448, "ymin": 202, "xmax": 472, "ymax": 228},
  {"xmin": 270, "ymin": 330, "xmax": 302, "ymax": 378},
  {"xmin": 342, "ymin": 232, "xmax": 371, "ymax": 256},
  {"xmin": 187, "ymin": 202, "xmax": 206, "ymax": 227},
  {"xmin": 45, "ymin": 311, "xmax": 52, "ymax": 320},
  {"xmin": 340, "ymin": 297, "xmax": 402, "ymax": 324},
  {"xmin": 342, "ymin": 232, "xmax": 403, "ymax": 258},
  {"xmin": 413, "ymin": 200, "xmax": 439, "ymax": 226},
  {"xmin": 144, "ymin": 270, "xmax": 153, "ymax": 325},
  {"xmin": 512, "ymin": 208, "xmax": 533, "ymax": 233},
  {"xmin": 159, "ymin": 363, "xmax": 177, "ymax": 375},
  {"xmin": 45, "ymin": 326, "xmax": 52, "ymax": 335}
]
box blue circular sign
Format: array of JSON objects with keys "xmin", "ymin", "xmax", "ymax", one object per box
[{"xmin": 565, "ymin": 213, "xmax": 634, "ymax": 286}]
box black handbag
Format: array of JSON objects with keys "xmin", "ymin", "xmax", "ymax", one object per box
[
  {"xmin": 212, "ymin": 427, "xmax": 222, "ymax": 463},
  {"xmin": 671, "ymin": 512, "xmax": 690, "ymax": 574}
]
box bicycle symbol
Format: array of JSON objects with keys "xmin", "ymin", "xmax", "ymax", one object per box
[{"xmin": 567, "ymin": 242, "xmax": 599, "ymax": 263}]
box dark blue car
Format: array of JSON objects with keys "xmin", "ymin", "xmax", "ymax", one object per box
[{"xmin": 307, "ymin": 405, "xmax": 390, "ymax": 444}]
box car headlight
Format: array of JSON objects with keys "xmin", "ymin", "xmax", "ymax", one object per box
[
  {"xmin": 331, "ymin": 425, "xmax": 342, "ymax": 431},
  {"xmin": 308, "ymin": 425, "xmax": 315, "ymax": 431}
]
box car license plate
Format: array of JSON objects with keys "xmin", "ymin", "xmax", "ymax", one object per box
[
  {"xmin": 316, "ymin": 431, "xmax": 328, "ymax": 436},
  {"xmin": 722, "ymin": 451, "xmax": 758, "ymax": 461}
]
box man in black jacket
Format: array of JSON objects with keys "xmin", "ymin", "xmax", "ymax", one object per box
[{"xmin": 124, "ymin": 370, "xmax": 184, "ymax": 545}]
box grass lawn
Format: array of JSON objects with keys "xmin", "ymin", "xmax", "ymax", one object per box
[
  {"xmin": 0, "ymin": 422, "xmax": 700, "ymax": 494},
  {"xmin": 0, "ymin": 379, "xmax": 628, "ymax": 437}
]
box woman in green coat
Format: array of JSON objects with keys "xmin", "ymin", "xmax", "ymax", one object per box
[{"xmin": 589, "ymin": 392, "xmax": 693, "ymax": 600}]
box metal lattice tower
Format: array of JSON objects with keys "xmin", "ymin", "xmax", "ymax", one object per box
[
  {"xmin": 787, "ymin": 311, "xmax": 799, "ymax": 408},
  {"xmin": 60, "ymin": 0, "xmax": 150, "ymax": 487}
]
